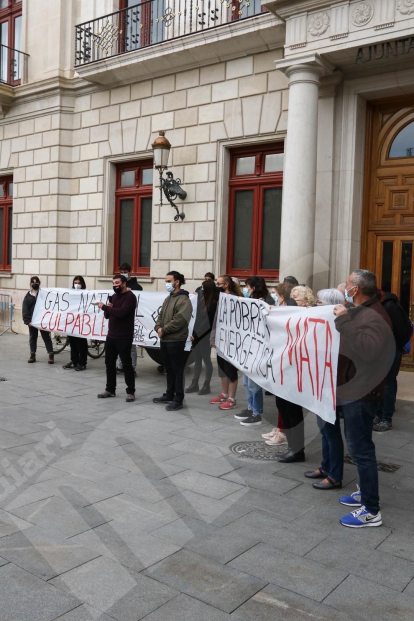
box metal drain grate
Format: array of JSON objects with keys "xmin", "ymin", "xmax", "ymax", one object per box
[
  {"xmin": 230, "ymin": 441, "xmax": 287, "ymax": 461},
  {"xmin": 344, "ymin": 454, "xmax": 401, "ymax": 473}
]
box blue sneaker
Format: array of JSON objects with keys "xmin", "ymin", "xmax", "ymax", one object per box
[
  {"xmin": 339, "ymin": 486, "xmax": 361, "ymax": 507},
  {"xmin": 340, "ymin": 506, "xmax": 382, "ymax": 528}
]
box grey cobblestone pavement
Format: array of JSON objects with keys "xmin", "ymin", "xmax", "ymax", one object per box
[{"xmin": 0, "ymin": 332, "xmax": 414, "ymax": 620}]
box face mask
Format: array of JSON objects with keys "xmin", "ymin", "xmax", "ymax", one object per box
[
  {"xmin": 242, "ymin": 288, "xmax": 250, "ymax": 298},
  {"xmin": 271, "ymin": 293, "xmax": 279, "ymax": 306},
  {"xmin": 74, "ymin": 284, "xmax": 82, "ymax": 290},
  {"xmin": 120, "ymin": 273, "xmax": 129, "ymax": 278},
  {"xmin": 344, "ymin": 287, "xmax": 355, "ymax": 304},
  {"xmin": 165, "ymin": 282, "xmax": 175, "ymax": 293},
  {"xmin": 31, "ymin": 283, "xmax": 39, "ymax": 291},
  {"xmin": 113, "ymin": 285, "xmax": 122, "ymax": 293}
]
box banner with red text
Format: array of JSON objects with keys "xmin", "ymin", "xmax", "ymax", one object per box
[
  {"xmin": 215, "ymin": 294, "xmax": 340, "ymax": 422},
  {"xmin": 31, "ymin": 289, "xmax": 197, "ymax": 351}
]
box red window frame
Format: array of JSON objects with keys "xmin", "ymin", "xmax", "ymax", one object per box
[
  {"xmin": 0, "ymin": 0, "xmax": 22, "ymax": 85},
  {"xmin": 227, "ymin": 143, "xmax": 284, "ymax": 280},
  {"xmin": 0, "ymin": 176, "xmax": 13, "ymax": 271},
  {"xmin": 119, "ymin": 0, "xmax": 151, "ymax": 51},
  {"xmin": 114, "ymin": 160, "xmax": 153, "ymax": 276}
]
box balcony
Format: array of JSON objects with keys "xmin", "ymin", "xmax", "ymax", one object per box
[
  {"xmin": 0, "ymin": 44, "xmax": 29, "ymax": 115},
  {"xmin": 74, "ymin": 0, "xmax": 282, "ymax": 85}
]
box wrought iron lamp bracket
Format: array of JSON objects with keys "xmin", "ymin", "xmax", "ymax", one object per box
[{"xmin": 158, "ymin": 170, "xmax": 187, "ymax": 222}]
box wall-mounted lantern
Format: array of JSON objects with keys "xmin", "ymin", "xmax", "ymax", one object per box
[{"xmin": 152, "ymin": 130, "xmax": 187, "ymax": 221}]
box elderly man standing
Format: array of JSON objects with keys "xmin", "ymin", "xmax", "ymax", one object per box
[{"xmin": 333, "ymin": 269, "xmax": 395, "ymax": 528}]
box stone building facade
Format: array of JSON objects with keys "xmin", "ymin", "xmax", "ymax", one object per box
[{"xmin": 1, "ymin": 0, "xmax": 414, "ymax": 332}]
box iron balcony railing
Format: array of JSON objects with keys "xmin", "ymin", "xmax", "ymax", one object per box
[
  {"xmin": 0, "ymin": 44, "xmax": 28, "ymax": 86},
  {"xmin": 75, "ymin": 0, "xmax": 264, "ymax": 67}
]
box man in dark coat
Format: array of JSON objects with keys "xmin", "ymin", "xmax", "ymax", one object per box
[{"xmin": 333, "ymin": 269, "xmax": 395, "ymax": 529}]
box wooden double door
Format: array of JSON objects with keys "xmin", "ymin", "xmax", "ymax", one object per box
[{"xmin": 362, "ymin": 98, "xmax": 414, "ymax": 362}]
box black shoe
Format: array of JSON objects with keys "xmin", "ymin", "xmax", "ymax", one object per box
[
  {"xmin": 198, "ymin": 382, "xmax": 211, "ymax": 396},
  {"xmin": 166, "ymin": 401, "xmax": 183, "ymax": 411},
  {"xmin": 373, "ymin": 415, "xmax": 380, "ymax": 425},
  {"xmin": 153, "ymin": 394, "xmax": 173, "ymax": 404},
  {"xmin": 240, "ymin": 414, "xmax": 262, "ymax": 427},
  {"xmin": 312, "ymin": 477, "xmax": 342, "ymax": 490},
  {"xmin": 234, "ymin": 409, "xmax": 253, "ymax": 421},
  {"xmin": 185, "ymin": 381, "xmax": 199, "ymax": 394},
  {"xmin": 373, "ymin": 420, "xmax": 392, "ymax": 432},
  {"xmin": 304, "ymin": 468, "xmax": 326, "ymax": 479},
  {"xmin": 277, "ymin": 450, "xmax": 305, "ymax": 463},
  {"xmin": 63, "ymin": 362, "xmax": 76, "ymax": 370},
  {"xmin": 75, "ymin": 364, "xmax": 86, "ymax": 371}
]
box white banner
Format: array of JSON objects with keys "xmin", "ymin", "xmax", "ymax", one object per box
[
  {"xmin": 31, "ymin": 289, "xmax": 197, "ymax": 350},
  {"xmin": 215, "ymin": 294, "xmax": 340, "ymax": 422}
]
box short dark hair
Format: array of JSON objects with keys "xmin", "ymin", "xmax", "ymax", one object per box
[
  {"xmin": 350, "ymin": 269, "xmax": 378, "ymax": 297},
  {"xmin": 113, "ymin": 273, "xmax": 127, "ymax": 284},
  {"xmin": 119, "ymin": 263, "xmax": 132, "ymax": 272},
  {"xmin": 204, "ymin": 272, "xmax": 215, "ymax": 280},
  {"xmin": 167, "ymin": 271, "xmax": 186, "ymax": 286},
  {"xmin": 30, "ymin": 276, "xmax": 40, "ymax": 284},
  {"xmin": 284, "ymin": 276, "xmax": 299, "ymax": 286}
]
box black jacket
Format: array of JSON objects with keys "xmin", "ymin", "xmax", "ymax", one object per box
[
  {"xmin": 102, "ymin": 290, "xmax": 137, "ymax": 339},
  {"xmin": 380, "ymin": 293, "xmax": 412, "ymax": 351},
  {"xmin": 193, "ymin": 290, "xmax": 217, "ymax": 344},
  {"xmin": 335, "ymin": 294, "xmax": 395, "ymax": 403},
  {"xmin": 22, "ymin": 292, "xmax": 37, "ymax": 325},
  {"xmin": 127, "ymin": 277, "xmax": 143, "ymax": 291}
]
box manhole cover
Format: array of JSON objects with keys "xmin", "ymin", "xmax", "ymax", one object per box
[
  {"xmin": 344, "ymin": 454, "xmax": 401, "ymax": 473},
  {"xmin": 230, "ymin": 441, "xmax": 286, "ymax": 461}
]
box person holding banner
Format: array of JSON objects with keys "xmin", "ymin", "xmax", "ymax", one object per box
[
  {"xmin": 97, "ymin": 274, "xmax": 137, "ymax": 402},
  {"xmin": 334, "ymin": 270, "xmax": 395, "ymax": 528},
  {"xmin": 305, "ymin": 288, "xmax": 345, "ymax": 489},
  {"xmin": 63, "ymin": 276, "xmax": 88, "ymax": 372},
  {"xmin": 209, "ymin": 275, "xmax": 243, "ymax": 410},
  {"xmin": 233, "ymin": 276, "xmax": 267, "ymax": 427},
  {"xmin": 153, "ymin": 271, "xmax": 193, "ymax": 411},
  {"xmin": 22, "ymin": 276, "xmax": 54, "ymax": 365}
]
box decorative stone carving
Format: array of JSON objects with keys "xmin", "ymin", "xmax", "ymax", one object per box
[
  {"xmin": 397, "ymin": 0, "xmax": 414, "ymax": 15},
  {"xmin": 308, "ymin": 11, "xmax": 330, "ymax": 37},
  {"xmin": 351, "ymin": 2, "xmax": 374, "ymax": 26}
]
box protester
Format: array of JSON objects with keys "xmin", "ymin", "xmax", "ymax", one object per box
[
  {"xmin": 97, "ymin": 274, "xmax": 137, "ymax": 402},
  {"xmin": 374, "ymin": 291, "xmax": 413, "ymax": 432},
  {"xmin": 119, "ymin": 263, "xmax": 143, "ymax": 291},
  {"xmin": 22, "ymin": 276, "xmax": 54, "ymax": 365},
  {"xmin": 116, "ymin": 262, "xmax": 141, "ymax": 376},
  {"xmin": 209, "ymin": 275, "xmax": 243, "ymax": 410},
  {"xmin": 195, "ymin": 272, "xmax": 215, "ymax": 293},
  {"xmin": 63, "ymin": 276, "xmax": 88, "ymax": 371},
  {"xmin": 291, "ymin": 285, "xmax": 316, "ymax": 307},
  {"xmin": 273, "ymin": 284, "xmax": 318, "ymax": 461},
  {"xmin": 275, "ymin": 282, "xmax": 294, "ymax": 306},
  {"xmin": 334, "ymin": 269, "xmax": 395, "ymax": 528},
  {"xmin": 186, "ymin": 279, "xmax": 219, "ymax": 396},
  {"xmin": 234, "ymin": 276, "xmax": 267, "ymax": 427},
  {"xmin": 304, "ymin": 289, "xmax": 345, "ymax": 490},
  {"xmin": 284, "ymin": 275, "xmax": 299, "ymax": 286},
  {"xmin": 153, "ymin": 271, "xmax": 193, "ymax": 411},
  {"xmin": 317, "ymin": 288, "xmax": 345, "ymax": 306}
]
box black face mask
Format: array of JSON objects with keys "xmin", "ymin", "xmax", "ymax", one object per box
[
  {"xmin": 31, "ymin": 283, "xmax": 39, "ymax": 290},
  {"xmin": 113, "ymin": 285, "xmax": 122, "ymax": 293}
]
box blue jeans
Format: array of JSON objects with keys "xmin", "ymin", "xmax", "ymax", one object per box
[
  {"xmin": 242, "ymin": 375, "xmax": 263, "ymax": 415},
  {"xmin": 317, "ymin": 411, "xmax": 344, "ymax": 482},
  {"xmin": 341, "ymin": 400, "xmax": 379, "ymax": 514},
  {"xmin": 377, "ymin": 351, "xmax": 402, "ymax": 422}
]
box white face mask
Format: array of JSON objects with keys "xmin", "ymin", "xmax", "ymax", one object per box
[
  {"xmin": 74, "ymin": 284, "xmax": 82, "ymax": 290},
  {"xmin": 120, "ymin": 272, "xmax": 129, "ymax": 278}
]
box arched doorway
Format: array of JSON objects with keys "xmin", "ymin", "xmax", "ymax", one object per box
[{"xmin": 362, "ymin": 98, "xmax": 414, "ymax": 363}]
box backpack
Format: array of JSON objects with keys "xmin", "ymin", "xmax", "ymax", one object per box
[{"xmin": 381, "ymin": 295, "xmax": 413, "ymax": 352}]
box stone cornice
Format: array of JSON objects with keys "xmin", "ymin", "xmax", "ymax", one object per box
[{"xmin": 263, "ymin": 0, "xmax": 345, "ymax": 19}]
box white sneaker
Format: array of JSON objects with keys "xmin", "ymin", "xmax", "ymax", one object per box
[
  {"xmin": 265, "ymin": 432, "xmax": 287, "ymax": 446},
  {"xmin": 262, "ymin": 427, "xmax": 279, "ymax": 440}
]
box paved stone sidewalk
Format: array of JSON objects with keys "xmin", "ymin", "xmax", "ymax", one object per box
[{"xmin": 0, "ymin": 332, "xmax": 414, "ymax": 621}]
